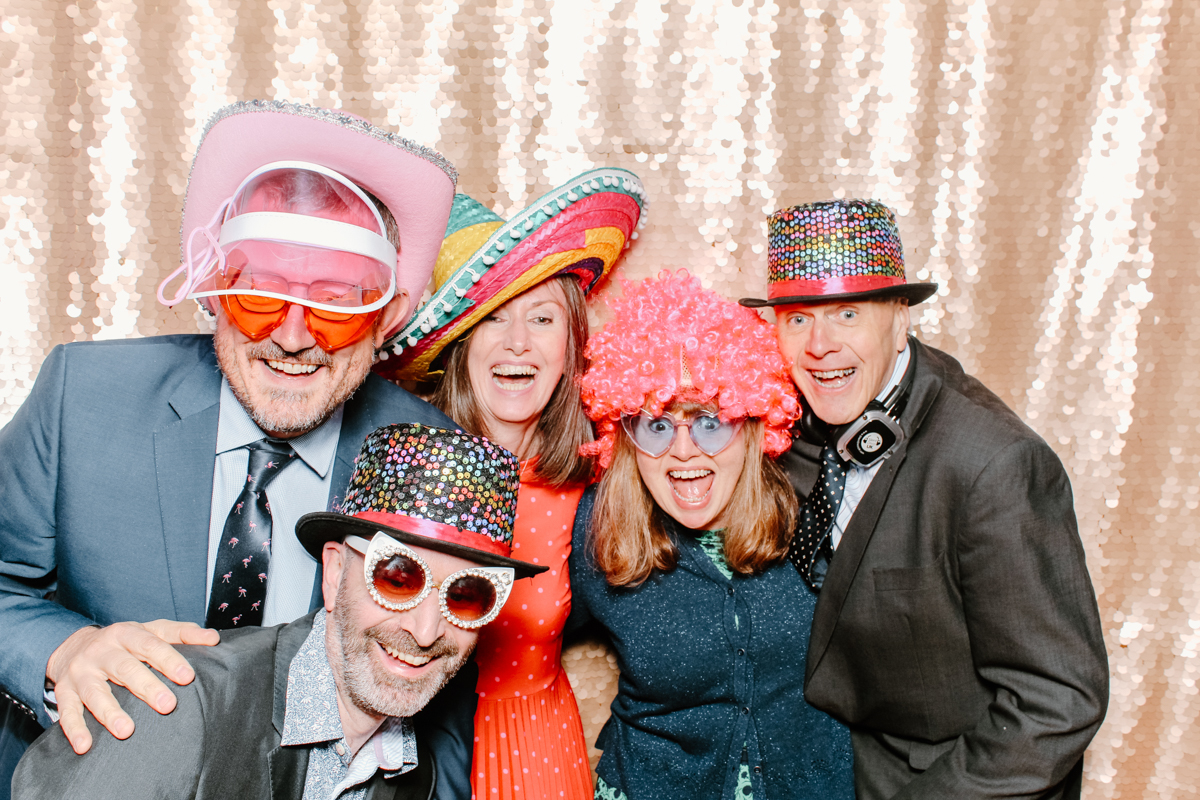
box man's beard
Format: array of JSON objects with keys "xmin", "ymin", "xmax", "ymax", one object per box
[
  {"xmin": 214, "ymin": 328, "xmax": 371, "ymax": 436},
  {"xmin": 332, "ymin": 577, "xmax": 473, "ymax": 719}
]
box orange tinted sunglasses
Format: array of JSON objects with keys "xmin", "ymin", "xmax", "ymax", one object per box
[{"xmin": 219, "ymin": 292, "xmax": 382, "ymax": 352}]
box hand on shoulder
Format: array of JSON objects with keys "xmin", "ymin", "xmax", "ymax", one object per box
[{"xmin": 45, "ymin": 619, "xmax": 219, "ymax": 754}]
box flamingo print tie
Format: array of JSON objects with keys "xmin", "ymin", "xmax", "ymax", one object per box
[
  {"xmin": 205, "ymin": 439, "xmax": 296, "ymax": 629},
  {"xmin": 788, "ymin": 445, "xmax": 849, "ymax": 593}
]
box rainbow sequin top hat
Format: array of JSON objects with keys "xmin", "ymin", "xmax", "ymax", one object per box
[
  {"xmin": 740, "ymin": 199, "xmax": 937, "ymax": 307},
  {"xmin": 297, "ymin": 424, "xmax": 546, "ymax": 578},
  {"xmin": 379, "ymin": 167, "xmax": 648, "ymax": 381}
]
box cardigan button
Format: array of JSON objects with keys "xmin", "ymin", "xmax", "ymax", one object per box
[
  {"xmin": 737, "ymin": 649, "xmax": 746, "ymax": 656},
  {"xmin": 741, "ymin": 706, "xmax": 750, "ymax": 715},
  {"xmin": 753, "ymin": 766, "xmax": 762, "ymax": 775}
]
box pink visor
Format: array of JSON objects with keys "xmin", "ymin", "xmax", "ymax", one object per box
[{"xmin": 158, "ymin": 161, "xmax": 397, "ymax": 315}]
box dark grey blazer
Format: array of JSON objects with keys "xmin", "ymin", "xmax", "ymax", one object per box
[
  {"xmin": 782, "ymin": 339, "xmax": 1108, "ymax": 800},
  {"xmin": 0, "ymin": 335, "xmax": 472, "ymax": 800},
  {"xmin": 12, "ymin": 612, "xmax": 435, "ymax": 800}
]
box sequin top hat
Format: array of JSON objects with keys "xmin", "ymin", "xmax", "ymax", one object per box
[
  {"xmin": 297, "ymin": 424, "xmax": 546, "ymax": 578},
  {"xmin": 175, "ymin": 100, "xmax": 458, "ymax": 331},
  {"xmin": 379, "ymin": 168, "xmax": 647, "ymax": 380},
  {"xmin": 740, "ymin": 199, "xmax": 937, "ymax": 307}
]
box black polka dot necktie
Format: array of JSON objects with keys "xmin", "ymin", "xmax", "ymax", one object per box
[
  {"xmin": 205, "ymin": 439, "xmax": 296, "ymax": 629},
  {"xmin": 789, "ymin": 445, "xmax": 849, "ymax": 593}
]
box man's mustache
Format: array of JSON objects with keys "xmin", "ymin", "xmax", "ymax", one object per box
[{"xmin": 243, "ymin": 339, "xmax": 334, "ymax": 366}]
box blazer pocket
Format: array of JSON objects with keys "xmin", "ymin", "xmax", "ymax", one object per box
[
  {"xmin": 908, "ymin": 737, "xmax": 957, "ymax": 771},
  {"xmin": 872, "ymin": 553, "xmax": 946, "ymax": 592}
]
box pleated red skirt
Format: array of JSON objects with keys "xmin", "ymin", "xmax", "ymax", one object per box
[{"xmin": 472, "ymin": 670, "xmax": 593, "ymax": 799}]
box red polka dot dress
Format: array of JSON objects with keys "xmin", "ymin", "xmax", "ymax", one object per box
[{"xmin": 471, "ymin": 467, "xmax": 592, "ymax": 800}]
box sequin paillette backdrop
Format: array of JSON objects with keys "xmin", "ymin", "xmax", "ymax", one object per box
[{"xmin": 1, "ymin": 1, "xmax": 1197, "ymax": 796}]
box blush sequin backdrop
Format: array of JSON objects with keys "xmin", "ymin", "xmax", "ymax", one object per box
[{"xmin": 2, "ymin": 0, "xmax": 1197, "ymax": 796}]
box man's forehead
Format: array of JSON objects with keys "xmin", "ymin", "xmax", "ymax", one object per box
[{"xmin": 240, "ymin": 178, "xmax": 379, "ymax": 230}]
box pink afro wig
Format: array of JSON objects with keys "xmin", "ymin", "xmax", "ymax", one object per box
[{"xmin": 580, "ymin": 269, "xmax": 800, "ymax": 468}]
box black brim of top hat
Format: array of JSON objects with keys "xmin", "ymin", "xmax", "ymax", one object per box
[
  {"xmin": 739, "ymin": 281, "xmax": 938, "ymax": 308},
  {"xmin": 296, "ymin": 512, "xmax": 549, "ymax": 580}
]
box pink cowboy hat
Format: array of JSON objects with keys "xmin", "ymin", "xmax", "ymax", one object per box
[{"xmin": 178, "ymin": 99, "xmax": 458, "ymax": 331}]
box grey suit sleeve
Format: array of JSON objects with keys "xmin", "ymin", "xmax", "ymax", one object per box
[
  {"xmin": 12, "ymin": 683, "xmax": 204, "ymax": 799},
  {"xmin": 0, "ymin": 346, "xmax": 98, "ymax": 724},
  {"xmin": 893, "ymin": 440, "xmax": 1108, "ymax": 799}
]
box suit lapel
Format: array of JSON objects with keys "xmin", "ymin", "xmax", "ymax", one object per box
[
  {"xmin": 330, "ymin": 375, "xmax": 387, "ymax": 511},
  {"xmin": 805, "ymin": 444, "xmax": 907, "ymax": 677},
  {"xmin": 806, "ymin": 340, "xmax": 946, "ymax": 680},
  {"xmin": 267, "ymin": 746, "xmax": 310, "ymax": 800},
  {"xmin": 153, "ymin": 357, "xmax": 222, "ymax": 624}
]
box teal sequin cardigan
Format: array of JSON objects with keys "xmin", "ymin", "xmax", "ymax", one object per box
[{"xmin": 566, "ymin": 487, "xmax": 854, "ymax": 799}]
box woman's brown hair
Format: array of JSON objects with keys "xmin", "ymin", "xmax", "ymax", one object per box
[
  {"xmin": 431, "ymin": 274, "xmax": 593, "ymax": 487},
  {"xmin": 589, "ymin": 417, "xmax": 798, "ymax": 587}
]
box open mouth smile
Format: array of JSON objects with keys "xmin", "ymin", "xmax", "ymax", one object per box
[
  {"xmin": 668, "ymin": 468, "xmax": 715, "ymax": 505},
  {"xmin": 491, "ymin": 364, "xmax": 537, "ymax": 391},
  {"xmin": 379, "ymin": 641, "xmax": 434, "ymax": 669},
  {"xmin": 809, "ymin": 367, "xmax": 855, "ymax": 388}
]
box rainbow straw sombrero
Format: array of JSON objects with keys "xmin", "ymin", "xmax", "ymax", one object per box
[{"xmin": 380, "ymin": 168, "xmax": 647, "ymax": 380}]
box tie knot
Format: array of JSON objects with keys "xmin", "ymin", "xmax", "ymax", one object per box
[
  {"xmin": 245, "ymin": 438, "xmax": 296, "ymax": 486},
  {"xmin": 249, "ymin": 437, "xmax": 295, "ymax": 454}
]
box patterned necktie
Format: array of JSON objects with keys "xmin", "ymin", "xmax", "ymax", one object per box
[
  {"xmin": 205, "ymin": 439, "xmax": 297, "ymax": 629},
  {"xmin": 788, "ymin": 445, "xmax": 850, "ymax": 593}
]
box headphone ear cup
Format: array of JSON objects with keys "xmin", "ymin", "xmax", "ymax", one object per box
[{"xmin": 797, "ymin": 399, "xmax": 830, "ymax": 446}]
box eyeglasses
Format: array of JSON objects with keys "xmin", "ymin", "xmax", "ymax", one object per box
[
  {"xmin": 620, "ymin": 410, "xmax": 744, "ymax": 458},
  {"xmin": 344, "ymin": 533, "xmax": 514, "ymax": 629},
  {"xmin": 217, "ymin": 263, "xmax": 386, "ymax": 351}
]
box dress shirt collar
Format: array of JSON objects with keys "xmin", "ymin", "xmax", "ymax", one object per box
[
  {"xmin": 875, "ymin": 343, "xmax": 911, "ymax": 405},
  {"xmin": 215, "ymin": 379, "xmax": 342, "ymax": 478}
]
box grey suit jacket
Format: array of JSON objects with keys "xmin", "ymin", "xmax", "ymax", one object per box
[
  {"xmin": 0, "ymin": 335, "xmax": 472, "ymax": 800},
  {"xmin": 783, "ymin": 339, "xmax": 1108, "ymax": 800},
  {"xmin": 12, "ymin": 612, "xmax": 435, "ymax": 800}
]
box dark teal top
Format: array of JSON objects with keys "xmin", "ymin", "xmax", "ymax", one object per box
[{"xmin": 567, "ymin": 487, "xmax": 854, "ymax": 799}]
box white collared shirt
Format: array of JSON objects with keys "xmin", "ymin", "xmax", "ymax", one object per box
[
  {"xmin": 205, "ymin": 380, "xmax": 342, "ymax": 625},
  {"xmin": 830, "ymin": 345, "xmax": 910, "ymax": 550}
]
